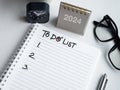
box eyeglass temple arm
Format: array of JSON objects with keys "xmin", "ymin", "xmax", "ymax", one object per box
[{"xmin": 93, "ymin": 21, "xmax": 109, "ymax": 28}]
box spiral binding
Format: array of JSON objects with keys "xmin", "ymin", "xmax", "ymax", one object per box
[
  {"xmin": 61, "ymin": 2, "xmax": 91, "ymax": 15},
  {"xmin": 0, "ymin": 24, "xmax": 38, "ymax": 89}
]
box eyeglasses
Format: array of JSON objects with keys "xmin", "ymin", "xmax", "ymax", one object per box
[{"xmin": 93, "ymin": 15, "xmax": 120, "ymax": 70}]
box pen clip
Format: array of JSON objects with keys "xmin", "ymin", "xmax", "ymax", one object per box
[{"xmin": 103, "ymin": 78, "xmax": 108, "ymax": 90}]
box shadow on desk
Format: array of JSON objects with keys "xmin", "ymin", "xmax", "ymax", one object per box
[{"xmin": 0, "ymin": 0, "xmax": 48, "ymax": 22}]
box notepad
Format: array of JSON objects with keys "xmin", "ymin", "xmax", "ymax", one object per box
[{"xmin": 0, "ymin": 24, "xmax": 100, "ymax": 90}]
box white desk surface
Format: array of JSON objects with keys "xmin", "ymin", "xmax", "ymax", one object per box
[{"xmin": 0, "ymin": 0, "xmax": 120, "ymax": 90}]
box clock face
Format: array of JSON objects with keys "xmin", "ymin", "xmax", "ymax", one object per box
[
  {"xmin": 27, "ymin": 10, "xmax": 49, "ymax": 23},
  {"xmin": 26, "ymin": 2, "xmax": 50, "ymax": 23},
  {"xmin": 28, "ymin": 11, "xmax": 38, "ymax": 21}
]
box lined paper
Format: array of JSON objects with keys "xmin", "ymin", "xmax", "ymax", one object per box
[{"xmin": 0, "ymin": 24, "xmax": 100, "ymax": 90}]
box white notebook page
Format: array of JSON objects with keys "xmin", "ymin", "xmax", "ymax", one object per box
[{"xmin": 0, "ymin": 24, "xmax": 100, "ymax": 90}]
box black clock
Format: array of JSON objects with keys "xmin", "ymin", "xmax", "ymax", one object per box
[{"xmin": 26, "ymin": 2, "xmax": 50, "ymax": 23}]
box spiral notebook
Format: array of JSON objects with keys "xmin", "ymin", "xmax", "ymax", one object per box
[{"xmin": 0, "ymin": 24, "xmax": 100, "ymax": 90}]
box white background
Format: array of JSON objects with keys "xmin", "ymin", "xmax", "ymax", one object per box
[{"xmin": 0, "ymin": 0, "xmax": 120, "ymax": 90}]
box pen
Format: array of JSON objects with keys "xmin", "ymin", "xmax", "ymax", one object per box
[{"xmin": 97, "ymin": 74, "xmax": 108, "ymax": 90}]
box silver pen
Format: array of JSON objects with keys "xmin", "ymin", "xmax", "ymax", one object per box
[{"xmin": 97, "ymin": 74, "xmax": 108, "ymax": 90}]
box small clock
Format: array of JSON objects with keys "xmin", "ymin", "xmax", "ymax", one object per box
[{"xmin": 26, "ymin": 2, "xmax": 50, "ymax": 23}]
